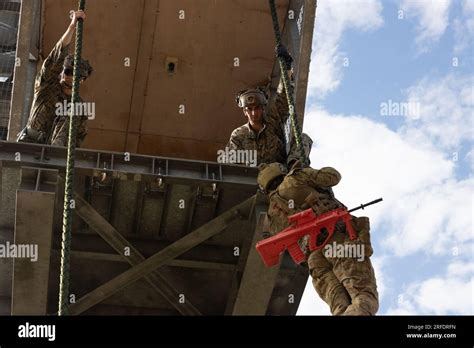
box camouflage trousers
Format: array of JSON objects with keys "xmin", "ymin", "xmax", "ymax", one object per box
[
  {"xmin": 307, "ymin": 216, "xmax": 379, "ymax": 315},
  {"xmin": 49, "ymin": 116, "xmax": 88, "ymax": 147},
  {"xmin": 19, "ymin": 115, "xmax": 87, "ymax": 147}
]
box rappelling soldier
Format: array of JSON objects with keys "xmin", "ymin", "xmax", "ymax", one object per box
[
  {"xmin": 257, "ymin": 160, "xmax": 379, "ymax": 315},
  {"xmin": 227, "ymin": 44, "xmax": 311, "ymax": 166},
  {"xmin": 17, "ymin": 10, "xmax": 93, "ymax": 147}
]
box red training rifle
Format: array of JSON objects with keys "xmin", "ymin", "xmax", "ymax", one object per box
[{"xmin": 256, "ymin": 198, "xmax": 383, "ymax": 267}]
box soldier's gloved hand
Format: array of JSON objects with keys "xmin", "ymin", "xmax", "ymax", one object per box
[{"xmin": 275, "ymin": 44, "xmax": 293, "ymax": 70}]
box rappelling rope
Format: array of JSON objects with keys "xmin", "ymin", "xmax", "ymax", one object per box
[
  {"xmin": 58, "ymin": 0, "xmax": 86, "ymax": 316},
  {"xmin": 268, "ymin": 0, "xmax": 308, "ymax": 166}
]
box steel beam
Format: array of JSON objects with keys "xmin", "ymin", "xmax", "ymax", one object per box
[
  {"xmin": 68, "ymin": 195, "xmax": 255, "ymax": 315},
  {"xmin": 64, "ymin": 250, "xmax": 236, "ymax": 271},
  {"xmin": 0, "ymin": 164, "xmax": 20, "ymax": 229},
  {"xmin": 0, "ymin": 141, "xmax": 258, "ymax": 187},
  {"xmin": 72, "ymin": 189, "xmax": 202, "ymax": 315},
  {"xmin": 293, "ymin": 0, "xmax": 317, "ymax": 128},
  {"xmin": 223, "ymin": 223, "xmax": 257, "ymax": 315},
  {"xmin": 11, "ymin": 167, "xmax": 57, "ymax": 314},
  {"xmin": 7, "ymin": 0, "xmax": 40, "ymax": 140},
  {"xmin": 223, "ymin": 192, "xmax": 269, "ymax": 315},
  {"xmin": 231, "ymin": 205, "xmax": 281, "ymax": 315},
  {"xmin": 267, "ymin": 0, "xmax": 317, "ymax": 148}
]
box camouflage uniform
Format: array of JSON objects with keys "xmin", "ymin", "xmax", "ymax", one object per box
[
  {"xmin": 259, "ymin": 163, "xmax": 379, "ymax": 315},
  {"xmin": 50, "ymin": 111, "xmax": 88, "ymax": 147},
  {"xmin": 287, "ymin": 132, "xmax": 313, "ymax": 168},
  {"xmin": 17, "ymin": 39, "xmax": 88, "ymax": 147},
  {"xmin": 227, "ymin": 82, "xmax": 293, "ymax": 166}
]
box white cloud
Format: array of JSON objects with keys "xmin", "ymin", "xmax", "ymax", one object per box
[
  {"xmin": 297, "ymin": 2, "xmax": 472, "ymax": 313},
  {"xmin": 309, "ymin": 0, "xmax": 384, "ymax": 98},
  {"xmin": 297, "ymin": 72, "xmax": 473, "ymax": 313},
  {"xmin": 387, "ymin": 261, "xmax": 474, "ymax": 315},
  {"xmin": 400, "ymin": 0, "xmax": 452, "ymax": 53},
  {"xmin": 371, "ymin": 256, "xmax": 387, "ymax": 302},
  {"xmin": 415, "ymin": 277, "xmax": 473, "ymax": 314},
  {"xmin": 303, "ymin": 108, "xmax": 454, "ymax": 223},
  {"xmin": 401, "ymin": 74, "xmax": 474, "ymax": 151},
  {"xmin": 447, "ymin": 260, "xmax": 474, "ymax": 277},
  {"xmin": 303, "ymin": 105, "xmax": 473, "ymax": 258},
  {"xmin": 389, "ymin": 295, "xmax": 417, "ymax": 315},
  {"xmin": 296, "ymin": 70, "xmax": 474, "ymax": 313},
  {"xmin": 382, "ymin": 178, "xmax": 473, "ymax": 257},
  {"xmin": 389, "ymin": 278, "xmax": 474, "ymax": 315},
  {"xmin": 466, "ymin": 150, "xmax": 474, "ymax": 172},
  {"xmin": 453, "ymin": 0, "xmax": 474, "ymax": 54}
]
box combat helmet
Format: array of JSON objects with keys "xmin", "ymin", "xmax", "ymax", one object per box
[
  {"xmin": 257, "ymin": 162, "xmax": 288, "ymax": 192},
  {"xmin": 236, "ymin": 88, "xmax": 268, "ymax": 108}
]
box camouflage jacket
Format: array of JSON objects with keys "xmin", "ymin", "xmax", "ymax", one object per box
[
  {"xmin": 227, "ymin": 83, "xmax": 293, "ymax": 166},
  {"xmin": 26, "ymin": 39, "xmax": 86, "ymax": 146},
  {"xmin": 267, "ymin": 166, "xmax": 344, "ymax": 235}
]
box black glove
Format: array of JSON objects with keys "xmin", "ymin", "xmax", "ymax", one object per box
[{"xmin": 275, "ymin": 44, "xmax": 293, "ymax": 70}]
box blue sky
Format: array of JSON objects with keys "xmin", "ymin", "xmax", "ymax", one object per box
[{"xmin": 297, "ymin": 0, "xmax": 473, "ymax": 315}]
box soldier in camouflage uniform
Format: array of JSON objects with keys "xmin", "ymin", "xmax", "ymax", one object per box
[
  {"xmin": 227, "ymin": 44, "xmax": 311, "ymax": 166},
  {"xmin": 17, "ymin": 10, "xmax": 93, "ymax": 147},
  {"xmin": 257, "ymin": 161, "xmax": 379, "ymax": 315}
]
